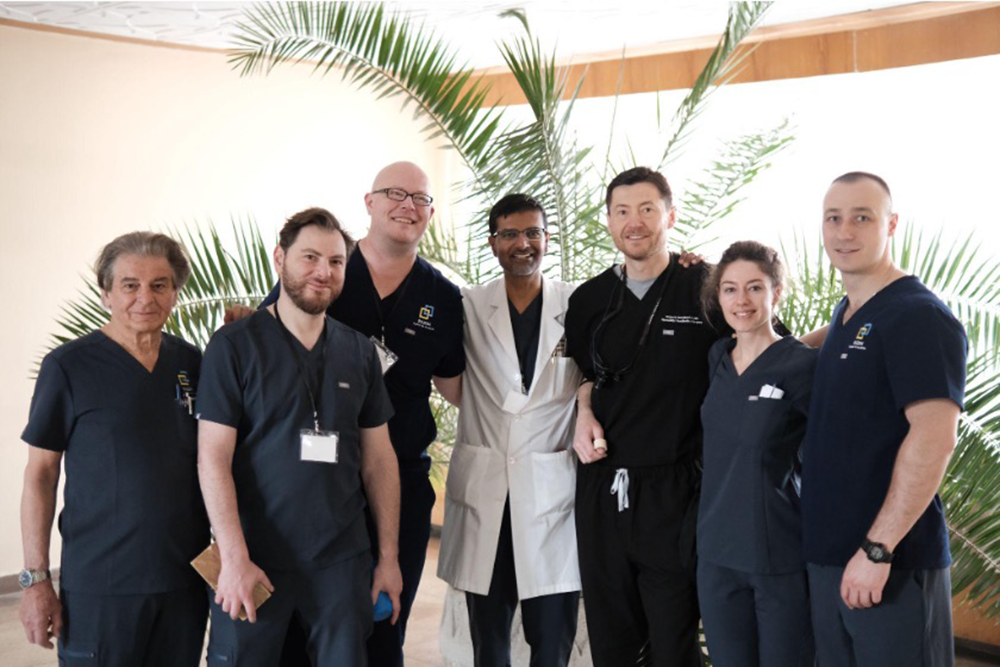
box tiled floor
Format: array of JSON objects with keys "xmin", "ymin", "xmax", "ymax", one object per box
[{"xmin": 1, "ymin": 538, "xmax": 995, "ymax": 666}]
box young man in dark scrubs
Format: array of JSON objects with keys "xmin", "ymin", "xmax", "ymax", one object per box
[
  {"xmin": 256, "ymin": 162, "xmax": 464, "ymax": 666},
  {"xmin": 564, "ymin": 167, "xmax": 725, "ymax": 666},
  {"xmin": 20, "ymin": 232, "xmax": 210, "ymax": 665},
  {"xmin": 198, "ymin": 208, "xmax": 402, "ymax": 665},
  {"xmin": 801, "ymin": 172, "xmax": 966, "ymax": 666}
]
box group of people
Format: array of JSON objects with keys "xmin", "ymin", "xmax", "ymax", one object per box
[{"xmin": 18, "ymin": 160, "xmax": 966, "ymax": 667}]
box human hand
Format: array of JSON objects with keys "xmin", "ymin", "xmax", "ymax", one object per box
[
  {"xmin": 372, "ymin": 558, "xmax": 404, "ymax": 625},
  {"xmin": 216, "ymin": 557, "xmax": 274, "ymax": 622},
  {"xmin": 840, "ymin": 549, "xmax": 891, "ymax": 609},
  {"xmin": 573, "ymin": 408, "xmax": 608, "ymax": 464},
  {"xmin": 677, "ymin": 251, "xmax": 705, "ymax": 268},
  {"xmin": 20, "ymin": 581, "xmax": 61, "ymax": 649},
  {"xmin": 224, "ymin": 305, "xmax": 254, "ymax": 324}
]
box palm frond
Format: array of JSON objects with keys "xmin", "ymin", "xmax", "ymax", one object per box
[{"xmin": 658, "ymin": 2, "xmax": 772, "ymax": 167}]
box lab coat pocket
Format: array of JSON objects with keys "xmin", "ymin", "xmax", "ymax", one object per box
[
  {"xmin": 446, "ymin": 443, "xmax": 495, "ymax": 508},
  {"xmin": 531, "ymin": 450, "xmax": 576, "ymax": 517}
]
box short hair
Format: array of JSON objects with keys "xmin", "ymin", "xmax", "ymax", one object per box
[
  {"xmin": 488, "ymin": 194, "xmax": 548, "ymax": 235},
  {"xmin": 95, "ymin": 231, "xmax": 191, "ymax": 292},
  {"xmin": 702, "ymin": 240, "xmax": 785, "ymax": 318},
  {"xmin": 831, "ymin": 171, "xmax": 892, "ymax": 200},
  {"xmin": 606, "ymin": 166, "xmax": 672, "ymax": 212},
  {"xmin": 278, "ymin": 207, "xmax": 356, "ymax": 256}
]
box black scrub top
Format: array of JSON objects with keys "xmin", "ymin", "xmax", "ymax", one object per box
[
  {"xmin": 22, "ymin": 331, "xmax": 209, "ymax": 594},
  {"xmin": 802, "ymin": 276, "xmax": 966, "ymax": 570},
  {"xmin": 565, "ymin": 258, "xmax": 726, "ymax": 467},
  {"xmin": 262, "ymin": 251, "xmax": 464, "ymax": 464},
  {"xmin": 697, "ymin": 336, "xmax": 817, "ymax": 574},
  {"xmin": 197, "ymin": 310, "xmax": 394, "ymax": 571}
]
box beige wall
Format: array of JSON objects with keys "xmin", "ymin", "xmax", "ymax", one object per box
[{"xmin": 0, "ymin": 24, "xmax": 453, "ymax": 576}]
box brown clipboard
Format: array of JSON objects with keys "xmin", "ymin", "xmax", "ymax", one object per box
[{"xmin": 191, "ymin": 543, "xmax": 272, "ymax": 621}]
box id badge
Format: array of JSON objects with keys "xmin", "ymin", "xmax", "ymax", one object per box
[
  {"xmin": 300, "ymin": 429, "xmax": 339, "ymax": 464},
  {"xmin": 370, "ymin": 336, "xmax": 399, "ymax": 375}
]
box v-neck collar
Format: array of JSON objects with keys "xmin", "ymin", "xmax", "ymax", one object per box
[
  {"xmin": 97, "ymin": 330, "xmax": 167, "ymax": 375},
  {"xmin": 722, "ymin": 335, "xmax": 792, "ymax": 379},
  {"xmin": 838, "ymin": 275, "xmax": 916, "ymax": 328}
]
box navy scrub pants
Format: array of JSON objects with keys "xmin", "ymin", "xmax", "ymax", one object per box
[
  {"xmin": 207, "ymin": 552, "xmax": 372, "ymax": 666},
  {"xmin": 697, "ymin": 560, "xmax": 813, "ymax": 667},
  {"xmin": 279, "ymin": 461, "xmax": 436, "ymax": 667},
  {"xmin": 58, "ymin": 584, "xmax": 207, "ymax": 667},
  {"xmin": 465, "ymin": 497, "xmax": 580, "ymax": 667},
  {"xmin": 807, "ymin": 563, "xmax": 954, "ymax": 667},
  {"xmin": 576, "ymin": 463, "xmax": 702, "ymax": 667}
]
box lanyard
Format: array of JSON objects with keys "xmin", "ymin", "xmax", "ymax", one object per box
[
  {"xmin": 366, "ymin": 259, "xmax": 415, "ymax": 345},
  {"xmin": 273, "ymin": 300, "xmax": 327, "ymax": 432}
]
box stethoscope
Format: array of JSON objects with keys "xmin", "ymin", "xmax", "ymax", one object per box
[{"xmin": 591, "ymin": 263, "xmax": 673, "ymax": 390}]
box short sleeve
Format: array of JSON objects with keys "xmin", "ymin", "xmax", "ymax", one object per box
[
  {"xmin": 432, "ymin": 308, "xmax": 466, "ymax": 379},
  {"xmin": 565, "ymin": 293, "xmax": 596, "ymax": 382},
  {"xmin": 359, "ymin": 346, "xmax": 395, "ymax": 428},
  {"xmin": 21, "ymin": 355, "xmax": 75, "ymax": 452},
  {"xmin": 196, "ymin": 333, "xmax": 245, "ymax": 428},
  {"xmin": 884, "ymin": 304, "xmax": 967, "ymax": 412}
]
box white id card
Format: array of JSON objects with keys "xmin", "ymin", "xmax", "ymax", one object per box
[
  {"xmin": 300, "ymin": 429, "xmax": 339, "ymax": 463},
  {"xmin": 370, "ymin": 336, "xmax": 399, "ymax": 375}
]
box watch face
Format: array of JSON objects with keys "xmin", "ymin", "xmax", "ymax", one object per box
[
  {"xmin": 870, "ymin": 546, "xmax": 886, "ymax": 560},
  {"xmin": 18, "ymin": 570, "xmax": 32, "ymax": 588}
]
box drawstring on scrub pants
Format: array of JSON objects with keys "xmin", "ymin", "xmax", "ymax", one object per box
[{"xmin": 611, "ymin": 468, "xmax": 630, "ymax": 512}]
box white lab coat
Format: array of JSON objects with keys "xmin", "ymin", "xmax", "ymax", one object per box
[{"xmin": 437, "ymin": 277, "xmax": 583, "ymax": 599}]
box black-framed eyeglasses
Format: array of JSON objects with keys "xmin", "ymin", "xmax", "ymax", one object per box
[
  {"xmin": 372, "ymin": 187, "xmax": 433, "ymax": 207},
  {"xmin": 491, "ymin": 227, "xmax": 547, "ymax": 242}
]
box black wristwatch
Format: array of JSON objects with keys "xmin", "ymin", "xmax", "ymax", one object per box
[
  {"xmin": 18, "ymin": 568, "xmax": 51, "ymax": 589},
  {"xmin": 861, "ymin": 538, "xmax": 894, "ymax": 564}
]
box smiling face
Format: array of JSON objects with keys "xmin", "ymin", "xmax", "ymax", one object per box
[
  {"xmin": 718, "ymin": 259, "xmax": 782, "ymax": 335},
  {"xmin": 274, "ymin": 225, "xmax": 347, "ymax": 315},
  {"xmin": 822, "ymin": 178, "xmax": 897, "ymax": 278},
  {"xmin": 606, "ymin": 182, "xmax": 675, "ymax": 263},
  {"xmin": 364, "ymin": 162, "xmax": 434, "ymax": 249},
  {"xmin": 489, "ymin": 209, "xmax": 548, "ymax": 278},
  {"xmin": 101, "ymin": 254, "xmax": 178, "ymax": 336}
]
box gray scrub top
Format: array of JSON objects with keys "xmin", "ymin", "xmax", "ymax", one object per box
[{"xmin": 697, "ymin": 336, "xmax": 817, "ymax": 574}]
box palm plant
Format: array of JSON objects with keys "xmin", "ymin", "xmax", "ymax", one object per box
[{"xmin": 48, "ymin": 0, "xmax": 998, "ymax": 627}]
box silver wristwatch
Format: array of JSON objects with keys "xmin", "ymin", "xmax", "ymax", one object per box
[{"xmin": 18, "ymin": 568, "xmax": 51, "ymax": 589}]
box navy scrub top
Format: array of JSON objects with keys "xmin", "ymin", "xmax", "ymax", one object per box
[
  {"xmin": 262, "ymin": 250, "xmax": 464, "ymax": 464},
  {"xmin": 697, "ymin": 336, "xmax": 817, "ymax": 574},
  {"xmin": 802, "ymin": 276, "xmax": 966, "ymax": 570},
  {"xmin": 22, "ymin": 331, "xmax": 209, "ymax": 594},
  {"xmin": 197, "ymin": 310, "xmax": 394, "ymax": 571}
]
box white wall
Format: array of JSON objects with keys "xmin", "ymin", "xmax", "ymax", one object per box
[{"xmin": 0, "ymin": 23, "xmax": 451, "ymax": 576}]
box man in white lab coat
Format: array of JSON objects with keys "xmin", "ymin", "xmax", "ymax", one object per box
[{"xmin": 438, "ymin": 194, "xmax": 582, "ymax": 667}]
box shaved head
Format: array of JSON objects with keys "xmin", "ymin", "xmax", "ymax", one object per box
[{"xmin": 371, "ymin": 161, "xmax": 430, "ymax": 192}]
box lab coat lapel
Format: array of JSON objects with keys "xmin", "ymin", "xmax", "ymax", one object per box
[
  {"xmin": 486, "ymin": 279, "xmax": 520, "ymax": 372},
  {"xmin": 527, "ymin": 277, "xmax": 565, "ymax": 398}
]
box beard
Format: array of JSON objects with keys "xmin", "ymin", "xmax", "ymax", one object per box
[{"xmin": 281, "ymin": 267, "xmax": 341, "ymax": 315}]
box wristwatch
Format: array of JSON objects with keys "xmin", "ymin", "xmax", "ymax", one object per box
[
  {"xmin": 861, "ymin": 538, "xmax": 894, "ymax": 564},
  {"xmin": 18, "ymin": 568, "xmax": 51, "ymax": 589}
]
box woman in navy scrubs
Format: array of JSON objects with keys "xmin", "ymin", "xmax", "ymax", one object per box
[{"xmin": 696, "ymin": 241, "xmax": 816, "ymax": 667}]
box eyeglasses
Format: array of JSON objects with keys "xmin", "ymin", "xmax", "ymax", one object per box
[
  {"xmin": 372, "ymin": 187, "xmax": 434, "ymax": 207},
  {"xmin": 492, "ymin": 228, "xmax": 547, "ymax": 242}
]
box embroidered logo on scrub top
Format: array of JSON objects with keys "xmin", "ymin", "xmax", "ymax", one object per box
[
  {"xmin": 413, "ymin": 304, "xmax": 436, "ymax": 332},
  {"xmin": 842, "ymin": 322, "xmax": 874, "ymax": 359}
]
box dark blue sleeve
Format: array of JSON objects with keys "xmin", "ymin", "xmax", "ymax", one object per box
[
  {"xmin": 196, "ymin": 332, "xmax": 245, "ymax": 428},
  {"xmin": 21, "ymin": 355, "xmax": 74, "ymax": 452},
  {"xmin": 885, "ymin": 304, "xmax": 967, "ymax": 412},
  {"xmin": 432, "ymin": 318, "xmax": 466, "ymax": 379},
  {"xmin": 359, "ymin": 343, "xmax": 395, "ymax": 429},
  {"xmin": 258, "ymin": 281, "xmax": 281, "ymax": 309}
]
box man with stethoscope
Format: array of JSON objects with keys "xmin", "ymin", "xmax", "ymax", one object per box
[{"xmin": 438, "ymin": 194, "xmax": 583, "ymax": 667}]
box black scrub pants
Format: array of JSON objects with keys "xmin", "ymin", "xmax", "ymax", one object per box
[
  {"xmin": 208, "ymin": 552, "xmax": 372, "ymax": 666},
  {"xmin": 466, "ymin": 497, "xmax": 580, "ymax": 667},
  {"xmin": 279, "ymin": 462, "xmax": 436, "ymax": 667},
  {"xmin": 58, "ymin": 584, "xmax": 207, "ymax": 667},
  {"xmin": 576, "ymin": 462, "xmax": 701, "ymax": 667},
  {"xmin": 697, "ymin": 560, "xmax": 813, "ymax": 667},
  {"xmin": 807, "ymin": 563, "xmax": 954, "ymax": 667}
]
